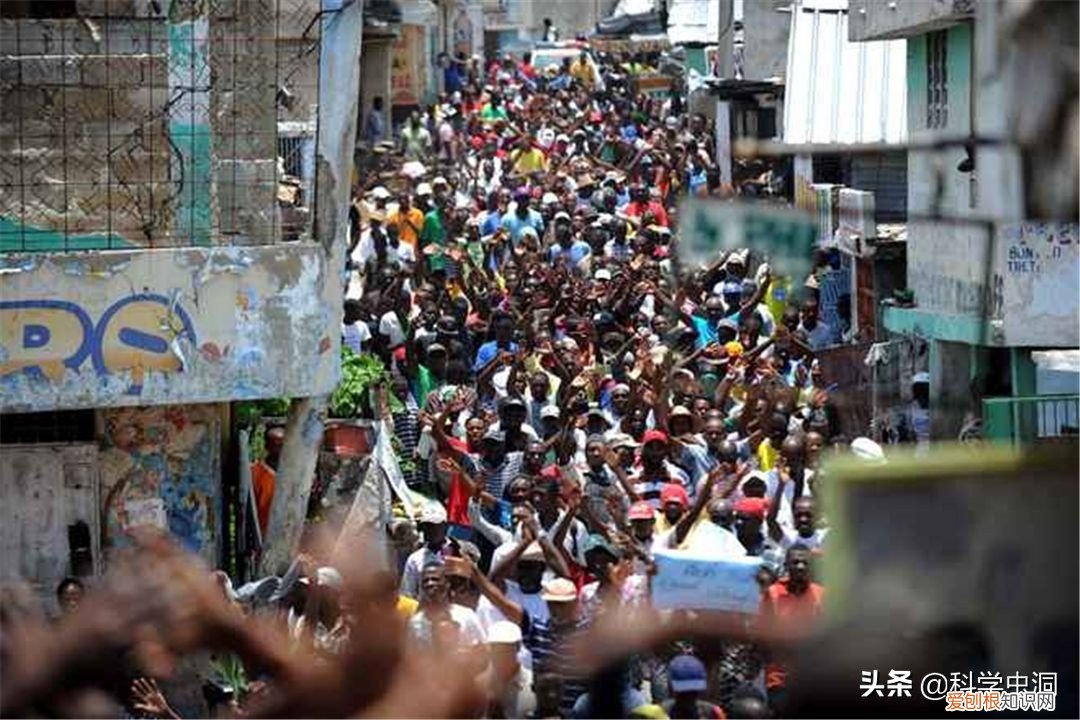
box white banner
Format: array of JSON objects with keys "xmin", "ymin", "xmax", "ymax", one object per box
[{"xmin": 652, "ymin": 548, "xmax": 763, "ymax": 614}]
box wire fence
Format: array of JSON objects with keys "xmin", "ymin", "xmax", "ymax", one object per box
[{"xmin": 0, "ymin": 0, "xmax": 322, "ymax": 252}]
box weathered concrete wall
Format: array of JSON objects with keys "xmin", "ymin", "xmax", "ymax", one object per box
[
  {"xmin": 994, "ymin": 223, "xmax": 1079, "ymax": 348},
  {"xmin": 906, "ymin": 25, "xmax": 985, "ymax": 317},
  {"xmin": 0, "ymin": 244, "xmax": 339, "ymax": 412},
  {"xmin": 99, "ymin": 403, "xmax": 220, "ymax": 561},
  {"xmin": 848, "ymin": 0, "xmax": 974, "ymax": 42},
  {"xmin": 487, "ymin": 0, "xmax": 619, "ymax": 43},
  {"xmin": 742, "ymin": 0, "xmax": 790, "ymax": 81}
]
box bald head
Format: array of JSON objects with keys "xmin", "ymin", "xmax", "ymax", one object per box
[
  {"xmin": 780, "ymin": 434, "xmax": 805, "ymax": 463},
  {"xmin": 709, "ymin": 499, "xmax": 734, "ymax": 529}
]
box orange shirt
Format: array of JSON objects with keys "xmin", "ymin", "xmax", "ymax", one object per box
[
  {"xmin": 761, "ymin": 579, "xmax": 823, "ymax": 689},
  {"xmin": 389, "ymin": 207, "xmax": 424, "ymax": 251},
  {"xmin": 762, "ymin": 578, "xmax": 824, "ymax": 622},
  {"xmin": 251, "ymin": 461, "xmax": 276, "ymax": 537}
]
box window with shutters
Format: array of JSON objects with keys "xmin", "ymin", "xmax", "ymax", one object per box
[{"xmin": 926, "ymin": 31, "xmax": 949, "ymax": 129}]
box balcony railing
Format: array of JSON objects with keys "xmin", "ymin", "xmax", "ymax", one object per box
[{"xmin": 983, "ymin": 395, "xmax": 1080, "ymax": 445}]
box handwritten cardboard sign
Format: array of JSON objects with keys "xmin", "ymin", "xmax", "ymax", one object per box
[{"xmin": 652, "ymin": 548, "xmax": 763, "ymax": 614}]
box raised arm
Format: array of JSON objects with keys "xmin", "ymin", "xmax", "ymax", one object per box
[
  {"xmin": 670, "ymin": 467, "xmax": 722, "ymax": 548},
  {"xmin": 448, "ymin": 555, "xmax": 524, "ymax": 626},
  {"xmin": 603, "ymin": 446, "xmax": 640, "ymax": 502},
  {"xmin": 766, "ymin": 461, "xmax": 789, "ymax": 543}
]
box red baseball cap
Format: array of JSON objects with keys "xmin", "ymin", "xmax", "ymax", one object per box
[
  {"xmin": 642, "ymin": 429, "xmax": 669, "ymax": 446},
  {"xmin": 660, "ymin": 483, "xmax": 689, "ymax": 508},
  {"xmin": 734, "ymin": 497, "xmax": 770, "ymax": 519},
  {"xmin": 627, "ymin": 501, "xmax": 656, "ymax": 520},
  {"xmin": 539, "ymin": 465, "xmax": 561, "ymax": 480}
]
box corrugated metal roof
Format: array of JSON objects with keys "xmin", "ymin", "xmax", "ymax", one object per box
[
  {"xmin": 667, "ymin": 0, "xmax": 722, "ymax": 46},
  {"xmin": 783, "ymin": 0, "xmax": 907, "ymax": 145}
]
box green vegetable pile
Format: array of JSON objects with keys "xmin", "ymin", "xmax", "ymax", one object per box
[{"xmin": 330, "ymin": 347, "xmax": 401, "ymax": 418}]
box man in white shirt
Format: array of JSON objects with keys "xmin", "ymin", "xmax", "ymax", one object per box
[
  {"xmin": 400, "ymin": 503, "xmax": 453, "ymax": 599},
  {"xmin": 487, "ymin": 621, "xmax": 536, "ymax": 718},
  {"xmin": 408, "ymin": 562, "xmax": 487, "ymax": 646}
]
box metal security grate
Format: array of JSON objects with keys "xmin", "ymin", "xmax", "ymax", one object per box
[{"xmin": 0, "ymin": 0, "xmax": 322, "ymax": 252}]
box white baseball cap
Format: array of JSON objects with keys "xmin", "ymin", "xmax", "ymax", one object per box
[
  {"xmin": 850, "ymin": 436, "xmax": 886, "ymax": 462},
  {"xmin": 316, "ymin": 566, "xmax": 343, "ymax": 589},
  {"xmin": 415, "ymin": 182, "xmax": 433, "ymax": 196}
]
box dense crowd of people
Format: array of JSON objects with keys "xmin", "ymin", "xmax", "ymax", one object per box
[
  {"xmin": 2, "ymin": 46, "xmax": 892, "ymax": 720},
  {"xmin": 342, "ymin": 45, "xmax": 861, "ymax": 719}
]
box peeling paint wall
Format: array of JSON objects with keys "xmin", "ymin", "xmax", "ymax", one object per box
[
  {"xmin": 0, "ymin": 244, "xmax": 338, "ymax": 412},
  {"xmin": 99, "ymin": 404, "xmax": 219, "ymax": 560},
  {"xmin": 995, "ymin": 223, "xmax": 1079, "ymax": 347}
]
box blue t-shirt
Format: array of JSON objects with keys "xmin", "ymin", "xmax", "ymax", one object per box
[
  {"xmin": 690, "ymin": 314, "xmax": 718, "ymax": 349},
  {"xmin": 481, "ymin": 210, "xmax": 502, "ymax": 237},
  {"xmin": 501, "ymin": 209, "xmax": 544, "ymax": 244},
  {"xmin": 549, "ymin": 241, "xmax": 591, "ymax": 267}
]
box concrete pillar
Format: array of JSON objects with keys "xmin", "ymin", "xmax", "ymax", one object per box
[
  {"xmin": 715, "ymin": 99, "xmax": 732, "ymax": 187},
  {"xmin": 261, "ymin": 0, "xmax": 363, "ymax": 576}
]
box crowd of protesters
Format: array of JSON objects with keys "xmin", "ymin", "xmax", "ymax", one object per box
[{"xmin": 1, "ymin": 45, "xmax": 895, "ymax": 720}]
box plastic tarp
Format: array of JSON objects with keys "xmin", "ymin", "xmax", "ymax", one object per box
[{"xmin": 611, "ymin": 0, "xmax": 656, "ymax": 17}]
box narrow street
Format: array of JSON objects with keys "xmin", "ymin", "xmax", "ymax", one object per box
[{"xmin": 0, "ymin": 1, "xmax": 1077, "ymax": 718}]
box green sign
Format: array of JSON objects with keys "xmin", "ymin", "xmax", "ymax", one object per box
[{"xmin": 678, "ymin": 199, "xmax": 818, "ymax": 280}]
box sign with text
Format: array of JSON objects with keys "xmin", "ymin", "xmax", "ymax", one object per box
[
  {"xmin": 652, "ymin": 548, "xmax": 763, "ymax": 614},
  {"xmin": 678, "ymin": 199, "xmax": 817, "ymax": 281},
  {"xmin": 391, "ymin": 25, "xmax": 425, "ymax": 106}
]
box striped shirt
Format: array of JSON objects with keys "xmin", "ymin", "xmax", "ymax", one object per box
[
  {"xmin": 392, "ymin": 408, "xmax": 423, "ymax": 487},
  {"xmin": 480, "ymin": 451, "xmax": 523, "ymax": 501},
  {"xmin": 630, "ymin": 462, "xmax": 690, "ymax": 508},
  {"xmin": 523, "ymin": 613, "xmax": 590, "ymax": 717}
]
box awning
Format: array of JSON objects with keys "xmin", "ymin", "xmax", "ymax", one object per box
[{"xmin": 783, "ymin": 0, "xmax": 906, "ymax": 145}]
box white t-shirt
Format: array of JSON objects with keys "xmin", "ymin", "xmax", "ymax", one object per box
[
  {"xmin": 379, "ymin": 310, "xmax": 406, "ymax": 347},
  {"xmin": 780, "ymin": 525, "xmax": 828, "ymax": 552},
  {"xmin": 409, "ymin": 603, "xmax": 487, "ymax": 645},
  {"xmin": 477, "ymin": 580, "xmax": 549, "ymax": 630},
  {"xmin": 656, "ymin": 523, "xmax": 746, "ymax": 558}
]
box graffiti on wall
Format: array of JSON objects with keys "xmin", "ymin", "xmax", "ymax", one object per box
[
  {"xmin": 100, "ymin": 405, "xmax": 218, "ymax": 557},
  {"xmin": 998, "ymin": 222, "xmax": 1080, "ymax": 346},
  {"xmin": 0, "ymin": 294, "xmax": 196, "ymax": 392}
]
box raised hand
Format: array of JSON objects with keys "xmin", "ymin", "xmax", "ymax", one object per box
[{"xmin": 130, "ymin": 678, "xmax": 177, "ymax": 719}]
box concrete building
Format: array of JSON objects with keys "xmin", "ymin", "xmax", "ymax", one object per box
[
  {"xmin": 0, "ymin": 0, "xmax": 362, "ymax": 598},
  {"xmin": 482, "ymin": 0, "xmax": 619, "ymax": 54},
  {"xmin": 849, "ymin": 0, "xmax": 1079, "ymax": 442}
]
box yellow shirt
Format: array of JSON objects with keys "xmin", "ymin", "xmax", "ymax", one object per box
[
  {"xmin": 570, "ymin": 59, "xmax": 595, "ymax": 88},
  {"xmin": 512, "ymin": 147, "xmax": 549, "ymax": 175},
  {"xmin": 396, "ymin": 594, "xmax": 419, "ymax": 618},
  {"xmin": 757, "ymin": 438, "xmax": 779, "ymax": 472},
  {"xmin": 655, "ymin": 515, "xmax": 711, "ymax": 550},
  {"xmin": 765, "ymin": 276, "xmax": 792, "ymax": 330},
  {"xmin": 389, "ymin": 207, "xmax": 425, "ymax": 251}
]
